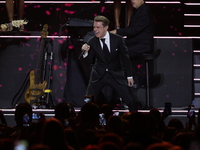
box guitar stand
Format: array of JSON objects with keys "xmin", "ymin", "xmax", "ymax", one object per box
[
  {"xmin": 30, "ymin": 38, "xmax": 55, "ymax": 109},
  {"xmin": 30, "ymin": 91, "xmax": 53, "ymax": 109},
  {"xmin": 11, "ymin": 70, "xmax": 31, "ymax": 108}
]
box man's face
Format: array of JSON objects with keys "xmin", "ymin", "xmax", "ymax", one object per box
[
  {"xmin": 131, "ymin": 0, "xmax": 144, "ymax": 9},
  {"xmin": 93, "ymin": 21, "xmax": 108, "ymax": 38}
]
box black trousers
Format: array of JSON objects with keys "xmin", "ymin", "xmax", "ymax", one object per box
[{"xmin": 86, "ymin": 72, "xmax": 137, "ymax": 112}]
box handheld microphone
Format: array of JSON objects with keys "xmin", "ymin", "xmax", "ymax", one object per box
[
  {"xmin": 78, "ymin": 42, "xmax": 89, "ymax": 59},
  {"xmin": 78, "ymin": 49, "xmax": 86, "ymax": 59}
]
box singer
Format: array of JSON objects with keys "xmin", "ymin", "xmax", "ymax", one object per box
[{"xmin": 81, "ymin": 15, "xmax": 137, "ymax": 112}]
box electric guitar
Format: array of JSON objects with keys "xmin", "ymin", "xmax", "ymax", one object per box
[
  {"xmin": 0, "ymin": 20, "xmax": 28, "ymax": 31},
  {"xmin": 24, "ymin": 24, "xmax": 48, "ymax": 104}
]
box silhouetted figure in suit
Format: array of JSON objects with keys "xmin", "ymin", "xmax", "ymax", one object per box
[
  {"xmin": 110, "ymin": 0, "xmax": 154, "ymax": 58},
  {"xmin": 110, "ymin": 0, "xmax": 155, "ymax": 105}
]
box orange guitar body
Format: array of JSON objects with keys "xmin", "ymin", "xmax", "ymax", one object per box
[{"xmin": 25, "ymin": 70, "xmax": 47, "ymax": 104}]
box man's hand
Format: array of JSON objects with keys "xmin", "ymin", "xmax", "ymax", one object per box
[
  {"xmin": 127, "ymin": 78, "xmax": 134, "ymax": 87},
  {"xmin": 110, "ymin": 30, "xmax": 117, "ymax": 34},
  {"xmin": 81, "ymin": 43, "xmax": 90, "ymax": 54}
]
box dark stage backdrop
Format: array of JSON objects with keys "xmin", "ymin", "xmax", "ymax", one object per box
[
  {"xmin": 0, "ymin": 2, "xmax": 184, "ymax": 36},
  {"xmin": 0, "ymin": 33, "xmax": 67, "ymax": 108},
  {"xmin": 0, "ymin": 36, "xmax": 193, "ymax": 108},
  {"xmin": 0, "ymin": 0, "xmax": 196, "ymax": 109},
  {"xmin": 0, "ymin": 35, "xmax": 88, "ymax": 108},
  {"xmin": 136, "ymin": 38, "xmax": 193, "ymax": 108}
]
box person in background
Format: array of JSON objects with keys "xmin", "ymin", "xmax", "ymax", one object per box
[
  {"xmin": 113, "ymin": 0, "xmax": 133, "ymax": 29},
  {"xmin": 110, "ymin": 0, "xmax": 155, "ymax": 106},
  {"xmin": 40, "ymin": 118, "xmax": 74, "ymax": 150},
  {"xmin": 11, "ymin": 103, "xmax": 32, "ymax": 140},
  {"xmin": 110, "ymin": 0, "xmax": 154, "ymax": 58}
]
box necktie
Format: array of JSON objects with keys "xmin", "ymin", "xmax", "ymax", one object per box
[{"xmin": 101, "ymin": 38, "xmax": 110, "ymax": 60}]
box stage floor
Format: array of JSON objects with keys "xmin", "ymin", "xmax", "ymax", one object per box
[{"xmin": 0, "ymin": 107, "xmax": 195, "ymax": 127}]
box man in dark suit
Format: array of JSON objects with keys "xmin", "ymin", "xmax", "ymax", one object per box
[
  {"xmin": 110, "ymin": 0, "xmax": 155, "ymax": 107},
  {"xmin": 110, "ymin": 0, "xmax": 154, "ymax": 58},
  {"xmin": 81, "ymin": 15, "xmax": 136, "ymax": 112}
]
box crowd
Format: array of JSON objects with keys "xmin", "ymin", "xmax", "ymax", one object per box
[{"xmin": 0, "ymin": 102, "xmax": 200, "ymax": 150}]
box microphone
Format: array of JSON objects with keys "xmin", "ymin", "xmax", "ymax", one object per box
[
  {"xmin": 78, "ymin": 42, "xmax": 89, "ymax": 59},
  {"xmin": 78, "ymin": 49, "xmax": 86, "ymax": 59}
]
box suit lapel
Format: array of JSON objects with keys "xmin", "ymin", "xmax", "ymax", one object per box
[
  {"xmin": 109, "ymin": 33, "xmax": 116, "ymax": 59},
  {"xmin": 95, "ymin": 34, "xmax": 116, "ymax": 62}
]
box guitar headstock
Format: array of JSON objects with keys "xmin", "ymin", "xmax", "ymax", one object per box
[{"xmin": 41, "ymin": 24, "xmax": 48, "ymax": 38}]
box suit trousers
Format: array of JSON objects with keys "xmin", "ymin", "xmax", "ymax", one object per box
[{"xmin": 86, "ymin": 72, "xmax": 137, "ymax": 112}]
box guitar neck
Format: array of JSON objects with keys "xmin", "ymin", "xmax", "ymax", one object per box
[
  {"xmin": 34, "ymin": 24, "xmax": 48, "ymax": 85},
  {"xmin": 34, "ymin": 38, "xmax": 46, "ymax": 84}
]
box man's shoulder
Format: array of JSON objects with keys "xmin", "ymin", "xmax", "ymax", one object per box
[
  {"xmin": 142, "ymin": 3, "xmax": 153, "ymax": 14},
  {"xmin": 109, "ymin": 32, "xmax": 123, "ymax": 39}
]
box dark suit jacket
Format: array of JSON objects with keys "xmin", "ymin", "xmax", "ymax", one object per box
[
  {"xmin": 86, "ymin": 33, "xmax": 133, "ymax": 85},
  {"xmin": 117, "ymin": 3, "xmax": 154, "ymax": 58}
]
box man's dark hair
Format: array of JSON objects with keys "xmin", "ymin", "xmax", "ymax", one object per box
[{"xmin": 94, "ymin": 15, "xmax": 110, "ymax": 27}]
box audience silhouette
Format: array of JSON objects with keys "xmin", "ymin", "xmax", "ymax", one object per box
[
  {"xmin": 54, "ymin": 102, "xmax": 76, "ymax": 129},
  {"xmin": 40, "ymin": 117, "xmax": 73, "ymax": 150},
  {"xmin": 12, "ymin": 103, "xmax": 33, "ymax": 140},
  {"xmin": 0, "ymin": 102, "xmax": 200, "ymax": 150}
]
